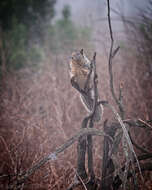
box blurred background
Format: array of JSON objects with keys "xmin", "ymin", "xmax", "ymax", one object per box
[{"xmin": 0, "ymin": 0, "xmax": 152, "ymax": 189}]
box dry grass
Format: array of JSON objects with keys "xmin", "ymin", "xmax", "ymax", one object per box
[
  {"xmin": 0, "ymin": 49, "xmax": 151, "ymax": 189},
  {"xmin": 0, "ymin": 54, "xmax": 96, "ymax": 189}
]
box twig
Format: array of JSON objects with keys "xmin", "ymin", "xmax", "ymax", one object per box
[
  {"xmin": 84, "ymin": 54, "xmax": 93, "ymax": 91},
  {"xmin": 76, "ymin": 172, "xmax": 88, "ymax": 190},
  {"xmin": 113, "ymin": 162, "xmax": 152, "ymax": 189},
  {"xmin": 100, "ymin": 101, "xmax": 144, "ymax": 181},
  {"xmin": 129, "ymin": 132, "xmax": 152, "ymax": 154},
  {"xmin": 106, "ymin": 1, "xmax": 145, "ymax": 188},
  {"xmin": 87, "ymin": 53, "xmax": 98, "ymax": 180},
  {"xmin": 138, "ymin": 118, "xmax": 152, "ymax": 130},
  {"xmin": 0, "ymin": 136, "xmax": 15, "ymax": 167},
  {"xmin": 101, "ymin": 120, "xmax": 115, "ymax": 189},
  {"xmin": 123, "ymin": 119, "xmax": 152, "ymax": 131},
  {"xmin": 107, "ymin": 0, "xmax": 124, "ymax": 118},
  {"xmin": 100, "ymin": 152, "xmax": 152, "ymax": 183},
  {"xmin": 17, "ymin": 128, "xmax": 111, "ymax": 185},
  {"xmin": 112, "ymin": 46, "xmax": 120, "ymax": 58}
]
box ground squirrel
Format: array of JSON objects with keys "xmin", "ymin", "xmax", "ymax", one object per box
[{"xmin": 69, "ymin": 49, "xmax": 102, "ymax": 122}]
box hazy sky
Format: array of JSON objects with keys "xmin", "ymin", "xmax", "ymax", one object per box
[
  {"xmin": 55, "ymin": 0, "xmax": 149, "ymax": 52},
  {"xmin": 55, "ymin": 0, "xmax": 148, "ymax": 21}
]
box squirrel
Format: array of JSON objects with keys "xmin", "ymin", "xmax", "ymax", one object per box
[
  {"xmin": 69, "ymin": 49, "xmax": 102, "ymax": 122},
  {"xmin": 69, "ymin": 49, "xmax": 91, "ymax": 89}
]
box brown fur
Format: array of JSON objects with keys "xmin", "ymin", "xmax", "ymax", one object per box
[{"xmin": 69, "ymin": 51, "xmax": 90, "ymax": 89}]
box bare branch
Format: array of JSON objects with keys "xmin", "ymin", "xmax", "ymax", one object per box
[
  {"xmin": 107, "ymin": 0, "xmax": 124, "ymax": 118},
  {"xmin": 14, "ymin": 128, "xmax": 110, "ymax": 186},
  {"xmin": 99, "ymin": 101, "xmax": 144, "ymax": 181},
  {"xmin": 129, "ymin": 131, "xmax": 152, "ymax": 154},
  {"xmin": 123, "ymin": 119, "xmax": 152, "ymax": 131},
  {"xmin": 138, "ymin": 118, "xmax": 152, "ymax": 130}
]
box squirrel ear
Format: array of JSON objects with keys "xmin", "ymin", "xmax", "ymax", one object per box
[{"xmin": 80, "ymin": 49, "xmax": 83, "ymax": 55}]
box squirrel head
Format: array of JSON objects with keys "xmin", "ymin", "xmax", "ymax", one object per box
[{"xmin": 71, "ymin": 49, "xmax": 90, "ymax": 68}]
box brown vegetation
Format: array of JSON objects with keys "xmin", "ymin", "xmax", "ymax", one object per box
[
  {"xmin": 0, "ymin": 2, "xmax": 152, "ymax": 190},
  {"xmin": 0, "ymin": 44, "xmax": 152, "ymax": 190}
]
